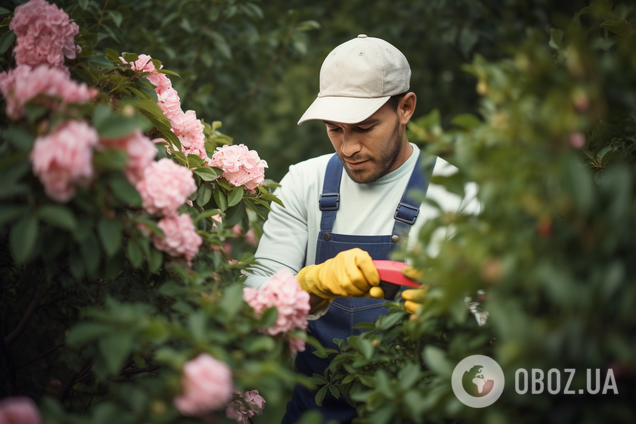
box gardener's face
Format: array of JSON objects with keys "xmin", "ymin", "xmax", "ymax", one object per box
[{"xmin": 324, "ymin": 94, "xmax": 416, "ymax": 184}]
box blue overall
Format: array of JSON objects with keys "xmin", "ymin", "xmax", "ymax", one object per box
[{"xmin": 282, "ymin": 152, "xmax": 431, "ymax": 424}]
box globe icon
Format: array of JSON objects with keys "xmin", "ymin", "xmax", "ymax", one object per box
[{"xmin": 461, "ymin": 365, "xmax": 495, "ymax": 397}]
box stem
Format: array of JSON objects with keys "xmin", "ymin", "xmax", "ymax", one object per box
[
  {"xmin": 97, "ymin": 0, "xmax": 110, "ymax": 29},
  {"xmin": 119, "ymin": 365, "xmax": 161, "ymax": 376},
  {"xmin": 57, "ymin": 358, "xmax": 94, "ymax": 402},
  {"xmin": 16, "ymin": 342, "xmax": 65, "ymax": 369},
  {"xmin": 5, "ymin": 287, "xmax": 45, "ymax": 346}
]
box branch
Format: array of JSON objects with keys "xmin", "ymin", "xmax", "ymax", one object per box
[
  {"xmin": 57, "ymin": 358, "xmax": 94, "ymax": 402},
  {"xmin": 119, "ymin": 365, "xmax": 161, "ymax": 376},
  {"xmin": 16, "ymin": 342, "xmax": 65, "ymax": 369},
  {"xmin": 5, "ymin": 287, "xmax": 45, "ymax": 346}
]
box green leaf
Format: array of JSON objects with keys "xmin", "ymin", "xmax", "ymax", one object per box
[
  {"xmin": 80, "ymin": 233, "xmax": 101, "ymax": 274},
  {"xmin": 398, "ymin": 362, "xmax": 421, "ymax": 390},
  {"xmin": 549, "ymin": 29, "xmax": 564, "ymax": 49},
  {"xmin": 2, "ymin": 127, "xmax": 35, "ymax": 151},
  {"xmin": 133, "ymin": 217, "xmax": 165, "ymax": 237},
  {"xmin": 99, "ymin": 331, "xmax": 134, "ymax": 374},
  {"xmin": 197, "ymin": 183, "xmax": 213, "ymax": 207},
  {"xmin": 105, "ymin": 48, "xmax": 121, "ymax": 62},
  {"xmin": 148, "ymin": 247, "xmax": 163, "ymax": 273},
  {"xmin": 127, "ymin": 238, "xmax": 143, "ymax": 268},
  {"xmin": 98, "ymin": 218, "xmax": 123, "ymax": 257},
  {"xmin": 93, "ymin": 148, "xmax": 128, "ymax": 171},
  {"xmin": 260, "ymin": 306, "xmax": 278, "ymax": 327},
  {"xmin": 109, "ymin": 176, "xmax": 142, "ymax": 207},
  {"xmin": 423, "ymin": 346, "xmax": 453, "ymax": 377},
  {"xmin": 133, "ymin": 99, "xmax": 171, "ymax": 128},
  {"xmin": 24, "ymin": 104, "xmax": 49, "ymax": 123},
  {"xmin": 206, "ymin": 31, "xmax": 232, "ymax": 59},
  {"xmin": 450, "ymin": 113, "xmax": 481, "ymax": 129},
  {"xmin": 221, "ymin": 284, "xmax": 244, "ymax": 318},
  {"xmin": 0, "ymin": 205, "xmax": 26, "ymax": 225},
  {"xmin": 38, "ymin": 205, "xmax": 77, "ymax": 231},
  {"xmin": 187, "ymin": 154, "xmax": 204, "ymax": 167},
  {"xmin": 107, "ymin": 10, "xmax": 123, "ymax": 27},
  {"xmin": 315, "ymin": 385, "xmax": 328, "ymax": 407},
  {"xmin": 600, "ymin": 20, "xmax": 635, "ymax": 38},
  {"xmin": 93, "ymin": 112, "xmax": 149, "ymax": 138},
  {"xmin": 10, "ymin": 216, "xmax": 38, "ymax": 265},
  {"xmin": 0, "ymin": 30, "xmax": 16, "ymax": 55},
  {"xmin": 296, "ymin": 20, "xmax": 320, "ymax": 31},
  {"xmin": 213, "ymin": 188, "xmax": 228, "ymax": 211},
  {"xmin": 228, "ymin": 186, "xmax": 244, "ymax": 207},
  {"xmin": 328, "ymin": 385, "xmax": 340, "ymax": 400},
  {"xmin": 193, "ymin": 167, "xmax": 220, "ymax": 181},
  {"xmin": 67, "ymin": 322, "xmax": 113, "ymax": 346},
  {"xmin": 358, "ymin": 338, "xmax": 373, "ymax": 360},
  {"xmin": 194, "ymin": 208, "xmax": 222, "ymax": 224},
  {"xmin": 223, "ymin": 204, "xmax": 245, "ymax": 227},
  {"xmin": 187, "ymin": 311, "xmax": 207, "ymax": 341}
]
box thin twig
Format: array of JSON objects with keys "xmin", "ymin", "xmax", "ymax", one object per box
[
  {"xmin": 119, "ymin": 365, "xmax": 161, "ymax": 376},
  {"xmin": 5, "ymin": 287, "xmax": 45, "ymax": 346},
  {"xmin": 16, "ymin": 342, "xmax": 65, "ymax": 369},
  {"xmin": 57, "ymin": 358, "xmax": 94, "ymax": 401},
  {"xmin": 97, "ymin": 0, "xmax": 110, "ymax": 29}
]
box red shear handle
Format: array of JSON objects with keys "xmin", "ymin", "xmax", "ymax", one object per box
[{"xmin": 372, "ymin": 260, "xmax": 420, "ymax": 288}]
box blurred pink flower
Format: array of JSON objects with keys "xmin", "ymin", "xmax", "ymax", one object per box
[
  {"xmin": 171, "ymin": 110, "xmax": 207, "ymax": 159},
  {"xmin": 136, "ymin": 158, "xmax": 197, "ymax": 216},
  {"xmin": 0, "ymin": 396, "xmax": 42, "ymax": 424},
  {"xmin": 225, "ymin": 390, "xmax": 266, "ymax": 424},
  {"xmin": 119, "ymin": 54, "xmax": 158, "ymax": 73},
  {"xmin": 243, "ymin": 269, "xmax": 310, "ymax": 342},
  {"xmin": 0, "ymin": 65, "xmax": 97, "ymax": 120},
  {"xmin": 157, "ymin": 88, "xmax": 182, "ymax": 121},
  {"xmin": 152, "ymin": 214, "xmax": 202, "ymax": 265},
  {"xmin": 100, "ymin": 129, "xmax": 157, "ymax": 185},
  {"xmin": 147, "ymin": 72, "xmax": 172, "ymax": 96},
  {"xmin": 10, "ymin": 0, "xmax": 80, "ymax": 67},
  {"xmin": 288, "ymin": 337, "xmax": 306, "ymax": 355},
  {"xmin": 174, "ymin": 353, "xmax": 234, "ymax": 417},
  {"xmin": 569, "ymin": 132, "xmax": 586, "ymax": 149},
  {"xmin": 207, "ymin": 144, "xmax": 267, "ymax": 191},
  {"xmin": 30, "ymin": 120, "xmax": 99, "ymax": 202}
]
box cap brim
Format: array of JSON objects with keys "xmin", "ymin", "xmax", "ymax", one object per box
[{"xmin": 297, "ymin": 96, "xmax": 391, "ymax": 125}]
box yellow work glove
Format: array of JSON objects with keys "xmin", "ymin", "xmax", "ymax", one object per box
[
  {"xmin": 296, "ymin": 248, "xmax": 381, "ymax": 299},
  {"xmin": 401, "ymin": 265, "xmax": 428, "ymax": 314}
]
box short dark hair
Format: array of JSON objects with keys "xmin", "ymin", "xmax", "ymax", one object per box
[{"xmin": 386, "ymin": 92, "xmax": 408, "ymax": 112}]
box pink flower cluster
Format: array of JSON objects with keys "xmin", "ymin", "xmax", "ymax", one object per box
[
  {"xmin": 174, "ymin": 353, "xmax": 234, "ymax": 417},
  {"xmin": 243, "ymin": 268, "xmax": 310, "ymax": 353},
  {"xmin": 207, "ymin": 144, "xmax": 268, "ymax": 191},
  {"xmin": 10, "ymin": 0, "xmax": 80, "ymax": 67},
  {"xmin": 152, "ymin": 214, "xmax": 202, "ymax": 265},
  {"xmin": 121, "ymin": 54, "xmax": 206, "ymax": 159},
  {"xmin": 225, "ymin": 390, "xmax": 266, "ymax": 424},
  {"xmin": 30, "ymin": 120, "xmax": 99, "ymax": 202},
  {"xmin": 136, "ymin": 158, "xmax": 197, "ymax": 216},
  {"xmin": 100, "ymin": 129, "xmax": 157, "ymax": 185},
  {"xmin": 0, "ymin": 65, "xmax": 97, "ymax": 120},
  {"xmin": 0, "ymin": 396, "xmax": 42, "ymax": 424}
]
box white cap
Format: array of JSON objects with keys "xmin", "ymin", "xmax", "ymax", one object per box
[{"xmin": 298, "ymin": 34, "xmax": 411, "ymax": 125}]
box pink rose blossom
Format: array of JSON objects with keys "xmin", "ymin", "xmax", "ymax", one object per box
[
  {"xmin": 152, "ymin": 214, "xmax": 202, "ymax": 265},
  {"xmin": 174, "ymin": 353, "xmax": 234, "ymax": 417},
  {"xmin": 100, "ymin": 129, "xmax": 157, "ymax": 185},
  {"xmin": 569, "ymin": 132, "xmax": 586, "ymax": 149},
  {"xmin": 157, "ymin": 88, "xmax": 183, "ymax": 121},
  {"xmin": 225, "ymin": 390, "xmax": 266, "ymax": 424},
  {"xmin": 119, "ymin": 54, "xmax": 158, "ymax": 73},
  {"xmin": 0, "ymin": 396, "xmax": 42, "ymax": 424},
  {"xmin": 243, "ymin": 269, "xmax": 310, "ymax": 351},
  {"xmin": 0, "ymin": 65, "xmax": 97, "ymax": 120},
  {"xmin": 30, "ymin": 120, "xmax": 99, "ymax": 202},
  {"xmin": 10, "ymin": 0, "xmax": 80, "ymax": 67},
  {"xmin": 288, "ymin": 337, "xmax": 306, "ymax": 355},
  {"xmin": 135, "ymin": 158, "xmax": 197, "ymax": 216},
  {"xmin": 171, "ymin": 110, "xmax": 207, "ymax": 159},
  {"xmin": 147, "ymin": 72, "xmax": 172, "ymax": 96},
  {"xmin": 207, "ymin": 144, "xmax": 268, "ymax": 191}
]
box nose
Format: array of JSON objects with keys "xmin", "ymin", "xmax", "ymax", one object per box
[{"xmin": 340, "ymin": 130, "xmax": 362, "ymax": 158}]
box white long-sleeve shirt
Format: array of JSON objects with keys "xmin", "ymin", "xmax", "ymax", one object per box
[{"xmin": 244, "ymin": 144, "xmax": 480, "ymax": 290}]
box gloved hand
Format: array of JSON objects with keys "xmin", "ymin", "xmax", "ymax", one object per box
[
  {"xmin": 296, "ymin": 248, "xmax": 381, "ymax": 299},
  {"xmin": 401, "ymin": 265, "xmax": 428, "ymax": 314}
]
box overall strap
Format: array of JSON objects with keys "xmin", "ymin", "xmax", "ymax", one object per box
[
  {"xmin": 319, "ymin": 154, "xmax": 343, "ymax": 233},
  {"xmin": 392, "ymin": 154, "xmax": 436, "ymax": 237}
]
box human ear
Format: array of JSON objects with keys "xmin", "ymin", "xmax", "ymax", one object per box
[{"xmin": 398, "ymin": 93, "xmax": 417, "ymax": 125}]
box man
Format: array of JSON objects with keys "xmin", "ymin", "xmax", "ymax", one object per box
[{"xmin": 245, "ymin": 35, "xmax": 475, "ymax": 423}]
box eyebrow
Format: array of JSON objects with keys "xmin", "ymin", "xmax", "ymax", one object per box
[{"xmin": 323, "ymin": 118, "xmax": 380, "ymax": 127}]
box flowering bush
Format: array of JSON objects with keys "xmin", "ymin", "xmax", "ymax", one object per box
[{"xmin": 0, "ymin": 1, "xmax": 309, "ymax": 424}]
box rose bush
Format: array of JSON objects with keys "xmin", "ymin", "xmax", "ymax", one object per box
[{"xmin": 0, "ymin": 2, "xmax": 317, "ymax": 424}]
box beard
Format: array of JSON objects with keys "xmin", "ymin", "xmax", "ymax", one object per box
[{"xmin": 339, "ymin": 119, "xmax": 404, "ymax": 184}]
